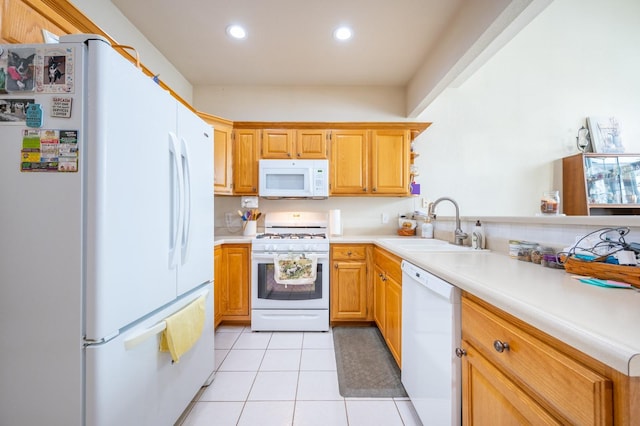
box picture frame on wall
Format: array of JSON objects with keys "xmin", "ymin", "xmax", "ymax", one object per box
[{"xmin": 587, "ymin": 116, "xmax": 625, "ymax": 153}]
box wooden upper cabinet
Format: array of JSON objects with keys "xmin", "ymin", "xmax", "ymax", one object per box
[
  {"xmin": 213, "ymin": 123, "xmax": 233, "ymax": 195},
  {"xmin": 371, "ymin": 129, "xmax": 411, "ymax": 195},
  {"xmin": 1, "ymin": 0, "xmax": 66, "ymax": 44},
  {"xmin": 330, "ymin": 129, "xmax": 369, "ymax": 194},
  {"xmin": 261, "ymin": 129, "xmax": 295, "ymax": 158},
  {"xmin": 296, "ymin": 129, "xmax": 328, "ymax": 158},
  {"xmin": 261, "ymin": 128, "xmax": 328, "ymax": 159},
  {"xmin": 233, "ymin": 129, "xmax": 259, "ymax": 194},
  {"xmin": 330, "ymin": 128, "xmax": 411, "ymax": 196},
  {"xmin": 199, "ymin": 112, "xmax": 233, "ymax": 195}
]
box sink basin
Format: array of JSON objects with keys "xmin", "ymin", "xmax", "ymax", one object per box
[{"xmin": 378, "ymin": 238, "xmax": 479, "ymax": 252}]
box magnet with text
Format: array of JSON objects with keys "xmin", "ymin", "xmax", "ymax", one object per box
[{"xmin": 51, "ymin": 96, "xmax": 72, "ymax": 118}]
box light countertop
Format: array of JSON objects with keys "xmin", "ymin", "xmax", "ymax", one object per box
[{"xmin": 214, "ymin": 234, "xmax": 640, "ymax": 376}]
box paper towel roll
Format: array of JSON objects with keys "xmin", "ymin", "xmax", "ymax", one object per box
[{"xmin": 329, "ymin": 209, "xmax": 342, "ymax": 236}]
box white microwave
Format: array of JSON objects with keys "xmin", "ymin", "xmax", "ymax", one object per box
[{"xmin": 259, "ymin": 159, "xmax": 329, "ymax": 199}]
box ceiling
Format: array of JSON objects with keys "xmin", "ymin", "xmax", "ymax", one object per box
[{"xmin": 110, "ymin": 0, "xmax": 547, "ymax": 116}]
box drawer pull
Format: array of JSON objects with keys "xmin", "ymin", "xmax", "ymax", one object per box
[
  {"xmin": 493, "ymin": 340, "xmax": 510, "ymax": 353},
  {"xmin": 455, "ymin": 347, "xmax": 467, "ymax": 358}
]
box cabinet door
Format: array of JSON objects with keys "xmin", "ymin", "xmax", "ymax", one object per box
[
  {"xmin": 213, "ymin": 123, "xmax": 233, "ymax": 195},
  {"xmin": 261, "ymin": 129, "xmax": 295, "ymax": 158},
  {"xmin": 385, "ymin": 276, "xmax": 402, "ymax": 367},
  {"xmin": 296, "ymin": 129, "xmax": 328, "ymax": 159},
  {"xmin": 330, "ymin": 130, "xmax": 369, "ymax": 194},
  {"xmin": 462, "ymin": 343, "xmax": 560, "ymax": 425},
  {"xmin": 462, "ymin": 296, "xmax": 612, "ymax": 425},
  {"xmin": 373, "ymin": 265, "xmax": 386, "ymax": 334},
  {"xmin": 213, "ymin": 246, "xmax": 223, "ymax": 328},
  {"xmin": 330, "ymin": 260, "xmax": 368, "ymax": 320},
  {"xmin": 2, "ymin": 0, "xmax": 66, "ymax": 44},
  {"xmin": 371, "ymin": 129, "xmax": 410, "ymax": 195},
  {"xmin": 223, "ymin": 245, "xmax": 250, "ymax": 316},
  {"xmin": 233, "ymin": 129, "xmax": 259, "ymax": 194}
]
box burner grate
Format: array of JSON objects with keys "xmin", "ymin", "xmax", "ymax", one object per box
[{"xmin": 256, "ymin": 232, "xmax": 327, "ymax": 240}]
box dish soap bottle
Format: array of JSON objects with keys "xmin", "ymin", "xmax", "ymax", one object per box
[
  {"xmin": 421, "ymin": 218, "xmax": 434, "ymax": 239},
  {"xmin": 471, "ymin": 220, "xmax": 485, "ymax": 249}
]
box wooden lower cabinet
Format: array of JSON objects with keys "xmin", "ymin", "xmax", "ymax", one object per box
[
  {"xmin": 460, "ymin": 294, "xmax": 619, "ymax": 425},
  {"xmin": 214, "ymin": 244, "xmax": 251, "ymax": 326},
  {"xmin": 373, "ymin": 247, "xmax": 403, "ymax": 367},
  {"xmin": 373, "ymin": 264, "xmax": 386, "ymax": 334},
  {"xmin": 213, "ymin": 245, "xmax": 223, "ymax": 328},
  {"xmin": 384, "ymin": 275, "xmax": 402, "ymax": 366},
  {"xmin": 330, "ymin": 244, "xmax": 371, "ymax": 321}
]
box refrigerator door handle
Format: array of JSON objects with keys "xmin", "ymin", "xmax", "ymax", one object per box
[
  {"xmin": 168, "ymin": 133, "xmax": 185, "ymax": 268},
  {"xmin": 122, "ymin": 288, "xmax": 209, "ymax": 350},
  {"xmin": 123, "ymin": 321, "xmax": 166, "ymax": 350},
  {"xmin": 180, "ymin": 137, "xmax": 192, "ymax": 265}
]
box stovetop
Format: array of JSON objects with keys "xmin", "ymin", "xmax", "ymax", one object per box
[
  {"xmin": 256, "ymin": 233, "xmax": 327, "ymax": 240},
  {"xmin": 252, "ymin": 212, "xmax": 330, "ymax": 252}
]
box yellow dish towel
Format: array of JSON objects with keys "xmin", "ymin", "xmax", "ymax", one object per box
[{"xmin": 160, "ymin": 295, "xmax": 205, "ymax": 363}]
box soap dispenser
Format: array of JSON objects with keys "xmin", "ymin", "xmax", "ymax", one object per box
[
  {"xmin": 421, "ymin": 218, "xmax": 434, "ymax": 239},
  {"xmin": 471, "ymin": 220, "xmax": 485, "ymax": 249}
]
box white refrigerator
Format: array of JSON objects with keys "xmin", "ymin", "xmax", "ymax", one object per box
[{"xmin": 0, "ymin": 35, "xmax": 214, "ymax": 425}]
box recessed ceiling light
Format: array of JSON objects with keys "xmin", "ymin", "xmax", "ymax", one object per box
[
  {"xmin": 333, "ymin": 26, "xmax": 352, "ymax": 41},
  {"xmin": 226, "ymin": 25, "xmax": 246, "ymax": 39}
]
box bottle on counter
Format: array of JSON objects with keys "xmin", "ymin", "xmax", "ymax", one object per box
[
  {"xmin": 471, "ymin": 220, "xmax": 485, "ymax": 249},
  {"xmin": 420, "ymin": 218, "xmax": 434, "ymax": 239}
]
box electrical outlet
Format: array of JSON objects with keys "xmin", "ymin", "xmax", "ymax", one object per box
[
  {"xmin": 381, "ymin": 213, "xmax": 389, "ymax": 224},
  {"xmin": 421, "ymin": 198, "xmax": 430, "ymax": 209}
]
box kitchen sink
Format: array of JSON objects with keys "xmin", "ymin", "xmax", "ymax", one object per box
[{"xmin": 378, "ymin": 238, "xmax": 482, "ymax": 252}]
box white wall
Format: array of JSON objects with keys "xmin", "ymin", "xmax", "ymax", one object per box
[
  {"xmin": 416, "ymin": 0, "xmax": 640, "ymax": 217},
  {"xmin": 68, "ymin": 0, "xmax": 193, "ymax": 103}
]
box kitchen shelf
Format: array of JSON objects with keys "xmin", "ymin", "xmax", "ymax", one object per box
[{"xmin": 563, "ymin": 153, "xmax": 640, "ymax": 215}]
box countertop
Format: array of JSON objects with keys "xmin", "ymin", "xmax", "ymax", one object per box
[{"xmin": 214, "ymin": 234, "xmax": 640, "ymax": 376}]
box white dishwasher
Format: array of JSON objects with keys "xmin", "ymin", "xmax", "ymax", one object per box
[{"xmin": 401, "ymin": 260, "xmax": 461, "ymax": 426}]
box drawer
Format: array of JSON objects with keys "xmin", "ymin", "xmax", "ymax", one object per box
[
  {"xmin": 462, "ymin": 298, "xmax": 612, "ymax": 425},
  {"xmin": 331, "ymin": 244, "xmax": 367, "ymax": 260},
  {"xmin": 373, "ymin": 247, "xmax": 402, "ymax": 282}
]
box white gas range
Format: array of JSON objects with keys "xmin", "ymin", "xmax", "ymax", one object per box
[{"xmin": 251, "ymin": 211, "xmax": 330, "ymax": 331}]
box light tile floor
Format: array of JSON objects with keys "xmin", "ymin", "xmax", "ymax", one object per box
[{"xmin": 179, "ymin": 325, "xmax": 423, "ymax": 426}]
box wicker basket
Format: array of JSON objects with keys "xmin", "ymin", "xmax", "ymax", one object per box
[
  {"xmin": 563, "ymin": 256, "xmax": 640, "ymax": 289},
  {"xmin": 397, "ymin": 227, "xmax": 416, "ymax": 236}
]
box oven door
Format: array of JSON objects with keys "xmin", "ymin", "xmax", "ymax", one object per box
[{"xmin": 252, "ymin": 251, "xmax": 329, "ymax": 309}]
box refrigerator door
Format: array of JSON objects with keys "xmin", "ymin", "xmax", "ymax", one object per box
[
  {"xmin": 0, "ymin": 42, "xmax": 87, "ymax": 426},
  {"xmin": 84, "ymin": 40, "xmax": 178, "ymax": 339},
  {"xmin": 175, "ymin": 102, "xmax": 214, "ymax": 296},
  {"xmin": 85, "ymin": 284, "xmax": 214, "ymax": 426}
]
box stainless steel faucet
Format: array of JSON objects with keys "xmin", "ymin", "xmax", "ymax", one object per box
[{"xmin": 427, "ymin": 197, "xmax": 468, "ymax": 245}]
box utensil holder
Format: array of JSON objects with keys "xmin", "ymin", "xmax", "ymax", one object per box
[{"xmin": 243, "ymin": 220, "xmax": 257, "ymax": 236}]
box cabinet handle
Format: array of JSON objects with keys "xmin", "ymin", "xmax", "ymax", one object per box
[
  {"xmin": 455, "ymin": 347, "xmax": 467, "ymax": 358},
  {"xmin": 297, "ymin": 153, "xmax": 301, "ymax": 157},
  {"xmin": 373, "ymin": 187, "xmax": 377, "ymax": 192},
  {"xmin": 363, "ymin": 187, "xmax": 367, "ymax": 192},
  {"xmin": 378, "ymin": 273, "xmax": 384, "ymax": 278},
  {"xmin": 287, "ymin": 153, "xmax": 291, "ymax": 157},
  {"xmin": 347, "ymin": 251, "xmax": 352, "ymax": 256},
  {"xmin": 493, "ymin": 340, "xmax": 510, "ymax": 353},
  {"xmin": 334, "ymin": 263, "xmax": 338, "ymax": 269}
]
